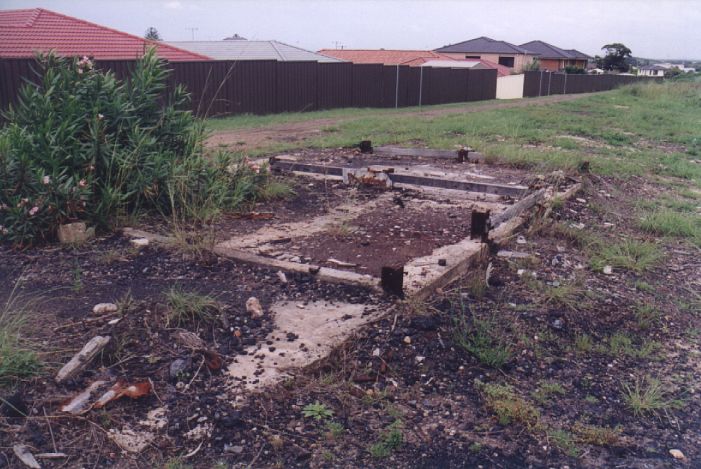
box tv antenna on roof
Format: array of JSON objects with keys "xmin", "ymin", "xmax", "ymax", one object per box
[{"xmin": 186, "ymin": 27, "xmax": 198, "ymax": 40}]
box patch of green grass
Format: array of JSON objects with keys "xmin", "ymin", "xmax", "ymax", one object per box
[
  {"xmin": 325, "ymin": 421, "xmax": 345, "ymax": 439},
  {"xmin": 622, "ymin": 376, "xmax": 684, "ymax": 417},
  {"xmin": 302, "ymin": 402, "xmax": 334, "ymax": 421},
  {"xmin": 162, "ymin": 458, "xmax": 193, "ymax": 469},
  {"xmin": 604, "ymin": 333, "xmax": 658, "ymax": 359},
  {"xmin": 548, "ymin": 428, "xmax": 581, "ymax": 457},
  {"xmin": 532, "ymin": 381, "xmax": 566, "ymax": 404},
  {"xmin": 452, "ymin": 308, "xmax": 512, "ymax": 369},
  {"xmin": 634, "ymin": 304, "xmax": 661, "ymax": 330},
  {"xmin": 0, "ymin": 287, "xmax": 42, "ymax": 387},
  {"xmin": 573, "ymin": 423, "xmax": 621, "ymax": 446},
  {"xmin": 259, "ymin": 180, "xmax": 296, "ymax": 200},
  {"xmin": 164, "ymin": 287, "xmax": 220, "ymax": 327},
  {"xmin": 590, "ymin": 239, "xmax": 662, "ymax": 273},
  {"xmin": 633, "ymin": 280, "xmax": 654, "ymax": 293},
  {"xmin": 369, "ymin": 419, "xmax": 403, "ymax": 458},
  {"xmin": 639, "ymin": 210, "xmax": 701, "ymax": 243},
  {"xmin": 574, "ymin": 334, "xmax": 594, "ymax": 354},
  {"xmin": 584, "ymin": 395, "xmax": 600, "ymax": 404},
  {"xmin": 468, "ymin": 442, "xmax": 483, "ymax": 453},
  {"xmin": 477, "ymin": 380, "xmax": 540, "ymax": 428}
]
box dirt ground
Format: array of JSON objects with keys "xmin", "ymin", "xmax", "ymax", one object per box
[{"xmin": 206, "ymin": 94, "xmax": 595, "ymax": 151}]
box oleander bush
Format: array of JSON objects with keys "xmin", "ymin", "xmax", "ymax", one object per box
[{"xmin": 0, "ymin": 48, "xmax": 268, "ymax": 247}]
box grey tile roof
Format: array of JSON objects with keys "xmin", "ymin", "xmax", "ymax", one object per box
[
  {"xmin": 519, "ymin": 41, "xmax": 592, "ymax": 60},
  {"xmin": 167, "ymin": 40, "xmax": 342, "ymax": 62},
  {"xmin": 434, "ymin": 36, "xmax": 536, "ymax": 55}
]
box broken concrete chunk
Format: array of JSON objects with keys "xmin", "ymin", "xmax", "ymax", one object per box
[
  {"xmin": 496, "ymin": 250, "xmax": 531, "ymax": 259},
  {"xmin": 276, "ymin": 271, "xmax": 288, "ymax": 284},
  {"xmin": 603, "ymin": 265, "xmax": 613, "ymax": 275},
  {"xmin": 13, "ymin": 444, "xmax": 41, "ymax": 469},
  {"xmin": 108, "ymin": 427, "xmax": 154, "ymax": 453},
  {"xmin": 129, "ymin": 237, "xmax": 149, "ymax": 248},
  {"xmin": 57, "ymin": 222, "xmax": 94, "ymax": 244},
  {"xmin": 92, "ymin": 303, "xmax": 118, "ymax": 315},
  {"xmin": 246, "ymin": 297, "xmax": 264, "ymax": 318},
  {"xmin": 55, "ymin": 335, "xmax": 110, "ymax": 383},
  {"xmin": 516, "ymin": 235, "xmax": 527, "ymax": 244}
]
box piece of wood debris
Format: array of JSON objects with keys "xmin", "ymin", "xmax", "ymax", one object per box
[
  {"xmin": 35, "ymin": 453, "xmax": 68, "ymax": 460},
  {"xmin": 327, "ymin": 258, "xmax": 357, "ymax": 267},
  {"xmin": 13, "ymin": 445, "xmax": 41, "ymax": 468},
  {"xmin": 55, "ymin": 336, "xmax": 111, "ymax": 383}
]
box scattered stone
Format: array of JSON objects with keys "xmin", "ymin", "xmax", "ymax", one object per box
[
  {"xmin": 57, "ymin": 222, "xmax": 94, "ymax": 244},
  {"xmin": 517, "ymin": 269, "xmax": 525, "ymax": 276},
  {"xmin": 603, "ymin": 265, "xmax": 613, "ymax": 275},
  {"xmin": 225, "ymin": 444, "xmax": 244, "ymax": 455},
  {"xmin": 576, "ymin": 198, "xmax": 587, "ymax": 203},
  {"xmin": 92, "ymin": 303, "xmax": 118, "ymax": 315},
  {"xmin": 276, "ymin": 271, "xmax": 288, "ymax": 284},
  {"xmin": 403, "ymin": 336, "xmax": 412, "ymax": 345},
  {"xmin": 669, "ymin": 449, "xmax": 685, "ymax": 460},
  {"xmin": 372, "ymin": 348, "xmax": 381, "ymax": 357},
  {"xmin": 415, "ymin": 356, "xmax": 425, "ymax": 363},
  {"xmin": 327, "ymin": 258, "xmax": 357, "ymax": 267},
  {"xmin": 552, "ymin": 319, "xmax": 564, "ymax": 330},
  {"xmin": 129, "ymin": 237, "xmax": 149, "ymax": 248},
  {"xmin": 516, "ymin": 235, "xmax": 527, "ymax": 244},
  {"xmin": 290, "ymin": 256, "xmax": 301, "ymax": 263},
  {"xmin": 108, "ymin": 427, "xmax": 154, "ymax": 453},
  {"xmin": 246, "ymin": 297, "xmax": 264, "ymax": 318},
  {"xmin": 169, "ymin": 358, "xmax": 191, "ymax": 379}
]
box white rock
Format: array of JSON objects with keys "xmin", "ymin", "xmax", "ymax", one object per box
[
  {"xmin": 517, "ymin": 269, "xmax": 525, "ymax": 276},
  {"xmin": 245, "ymin": 297, "xmax": 263, "ymax": 318},
  {"xmin": 93, "ymin": 303, "xmax": 118, "ymax": 314},
  {"xmin": 415, "ymin": 356, "xmax": 425, "ymax": 363},
  {"xmin": 516, "ymin": 235, "xmax": 527, "ymax": 244},
  {"xmin": 603, "ymin": 265, "xmax": 613, "ymax": 275},
  {"xmin": 130, "ymin": 238, "xmax": 149, "ymax": 248},
  {"xmin": 669, "ymin": 449, "xmax": 685, "ymax": 460},
  {"xmin": 576, "ymin": 198, "xmax": 587, "ymax": 203},
  {"xmin": 13, "ymin": 445, "xmax": 41, "ymax": 468},
  {"xmin": 403, "ymin": 336, "xmax": 412, "ymax": 345},
  {"xmin": 372, "ymin": 348, "xmax": 381, "ymax": 357},
  {"xmin": 276, "ymin": 271, "xmax": 288, "ymax": 284}
]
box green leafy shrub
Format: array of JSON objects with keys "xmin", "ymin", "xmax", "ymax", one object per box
[{"xmin": 0, "ymin": 49, "xmax": 270, "ymax": 246}]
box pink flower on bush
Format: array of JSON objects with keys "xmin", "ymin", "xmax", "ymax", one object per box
[
  {"xmin": 0, "ymin": 225, "xmax": 8, "ymax": 235},
  {"xmin": 78, "ymin": 179, "xmax": 88, "ymax": 188},
  {"xmin": 29, "ymin": 206, "xmax": 39, "ymax": 216},
  {"xmin": 43, "ymin": 175, "xmax": 50, "ymax": 184}
]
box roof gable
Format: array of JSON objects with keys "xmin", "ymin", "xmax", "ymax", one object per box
[
  {"xmin": 434, "ymin": 36, "xmax": 535, "ymax": 55},
  {"xmin": 0, "ymin": 8, "xmax": 209, "ymax": 61}
]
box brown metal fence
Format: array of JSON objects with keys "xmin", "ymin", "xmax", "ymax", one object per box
[
  {"xmin": 522, "ymin": 70, "xmax": 660, "ymax": 97},
  {"xmin": 0, "ymin": 58, "xmax": 498, "ymax": 119}
]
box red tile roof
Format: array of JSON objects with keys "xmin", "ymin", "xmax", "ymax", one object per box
[
  {"xmin": 0, "ymin": 8, "xmax": 209, "ymax": 61},
  {"xmin": 318, "ymin": 49, "xmax": 510, "ymax": 76}
]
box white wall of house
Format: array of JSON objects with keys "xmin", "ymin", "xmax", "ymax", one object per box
[
  {"xmin": 639, "ymin": 69, "xmax": 664, "ymax": 77},
  {"xmin": 496, "ymin": 74, "xmax": 524, "ymax": 99}
]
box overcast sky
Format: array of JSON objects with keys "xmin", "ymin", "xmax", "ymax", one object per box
[{"xmin": 4, "ymin": 0, "xmax": 701, "ymax": 59}]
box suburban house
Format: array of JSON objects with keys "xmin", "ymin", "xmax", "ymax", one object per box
[
  {"xmin": 0, "ymin": 8, "xmax": 207, "ymax": 61},
  {"xmin": 317, "ymin": 49, "xmax": 510, "ymax": 75},
  {"xmin": 638, "ymin": 65, "xmax": 666, "ymax": 77},
  {"xmin": 434, "ymin": 36, "xmax": 538, "ymax": 72},
  {"xmin": 518, "ymin": 40, "xmax": 591, "ymax": 71},
  {"xmin": 170, "ymin": 40, "xmax": 341, "ymax": 62}
]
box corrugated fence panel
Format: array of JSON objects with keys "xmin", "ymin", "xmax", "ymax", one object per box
[
  {"xmin": 398, "ymin": 66, "xmax": 420, "ymax": 107},
  {"xmin": 381, "ymin": 66, "xmax": 399, "ymax": 108},
  {"xmin": 317, "ymin": 62, "xmax": 353, "ymax": 110},
  {"xmin": 351, "ymin": 64, "xmax": 385, "ymax": 108},
  {"xmin": 276, "ymin": 61, "xmax": 318, "ymax": 113}
]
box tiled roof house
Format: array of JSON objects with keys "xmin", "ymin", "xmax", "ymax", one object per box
[
  {"xmin": 519, "ymin": 40, "xmax": 591, "ymax": 71},
  {"xmin": 0, "ymin": 8, "xmax": 208, "ymax": 61},
  {"xmin": 434, "ymin": 36, "xmax": 539, "ymax": 72}
]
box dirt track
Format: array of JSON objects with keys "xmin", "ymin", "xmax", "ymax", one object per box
[{"xmin": 206, "ymin": 93, "xmax": 596, "ymax": 150}]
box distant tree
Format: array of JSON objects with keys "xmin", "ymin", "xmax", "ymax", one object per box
[
  {"xmin": 600, "ymin": 43, "xmax": 632, "ymax": 72},
  {"xmin": 144, "ymin": 27, "xmax": 161, "ymax": 41},
  {"xmin": 523, "ymin": 58, "xmax": 541, "ymax": 71}
]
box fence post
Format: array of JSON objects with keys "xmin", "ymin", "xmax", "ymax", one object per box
[
  {"xmin": 538, "ymin": 71, "xmax": 543, "ymax": 97},
  {"xmin": 418, "ymin": 67, "xmax": 423, "ymax": 107},
  {"xmin": 395, "ymin": 65, "xmax": 399, "ymax": 108},
  {"xmin": 547, "ymin": 72, "xmax": 552, "ymax": 96},
  {"xmin": 563, "ymin": 72, "xmax": 567, "ymax": 95}
]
